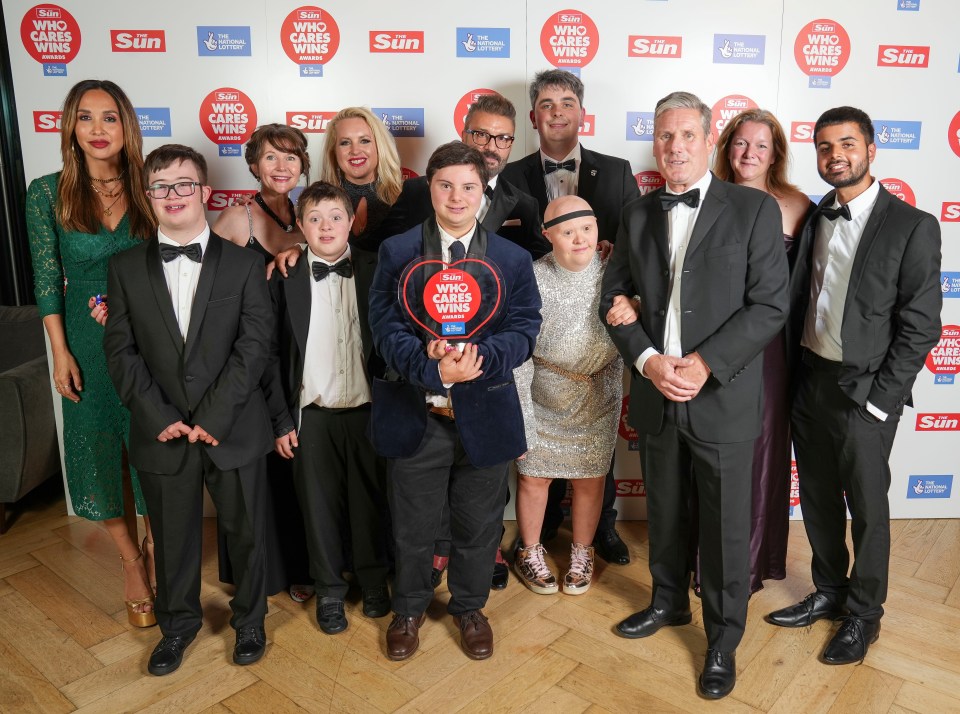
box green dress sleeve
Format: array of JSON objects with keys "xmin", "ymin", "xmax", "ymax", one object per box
[{"xmin": 26, "ymin": 173, "xmax": 65, "ymax": 318}]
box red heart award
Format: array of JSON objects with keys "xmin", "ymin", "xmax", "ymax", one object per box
[{"xmin": 399, "ymin": 254, "xmax": 505, "ymax": 342}]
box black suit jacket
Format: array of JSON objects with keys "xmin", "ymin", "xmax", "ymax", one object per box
[
  {"xmin": 372, "ymin": 175, "xmax": 549, "ymax": 258},
  {"xmin": 500, "ymin": 145, "xmax": 641, "ymax": 244},
  {"xmin": 787, "ymin": 186, "xmax": 942, "ymax": 414},
  {"xmin": 261, "ymin": 244, "xmax": 384, "ymax": 434},
  {"xmin": 104, "ymin": 232, "xmax": 274, "ymax": 473},
  {"xmin": 600, "ymin": 177, "xmax": 789, "ymax": 443}
]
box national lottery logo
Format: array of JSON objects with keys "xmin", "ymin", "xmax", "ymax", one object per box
[
  {"xmin": 33, "ymin": 110, "xmax": 62, "ymax": 132},
  {"xmin": 369, "ymin": 31, "xmax": 423, "ymax": 53},
  {"xmin": 948, "ymin": 111, "xmax": 960, "ymax": 159},
  {"xmin": 879, "ymin": 177, "xmax": 916, "ymax": 206},
  {"xmin": 627, "ymin": 35, "xmax": 682, "ymax": 58},
  {"xmin": 711, "ymin": 94, "xmax": 758, "ymax": 136},
  {"xmin": 20, "ymin": 4, "xmax": 81, "ymax": 72},
  {"xmin": 940, "ymin": 273, "xmax": 960, "ymax": 299},
  {"xmin": 197, "ymin": 26, "xmax": 251, "ymax": 57},
  {"xmin": 794, "ymin": 19, "xmax": 850, "ymax": 85},
  {"xmin": 907, "ymin": 475, "xmax": 953, "ymax": 499},
  {"xmin": 199, "ymin": 88, "xmax": 257, "ymax": 156},
  {"xmin": 877, "ymin": 45, "xmax": 929, "ymax": 68},
  {"xmin": 286, "ymin": 111, "xmax": 337, "ymax": 133},
  {"xmin": 634, "ymin": 171, "xmax": 664, "ymax": 195},
  {"xmin": 207, "ymin": 190, "xmax": 257, "ymax": 211},
  {"xmin": 790, "ymin": 121, "xmax": 815, "ymax": 143},
  {"xmin": 111, "ymin": 30, "xmax": 165, "ymax": 52},
  {"xmin": 925, "ymin": 325, "xmax": 960, "ymax": 378},
  {"xmin": 373, "ymin": 108, "xmax": 425, "ymax": 138},
  {"xmin": 136, "ymin": 108, "xmax": 171, "ymax": 137},
  {"xmin": 873, "ymin": 121, "xmax": 922, "ymax": 150},
  {"xmin": 626, "ymin": 112, "xmax": 654, "ymax": 141},
  {"xmin": 456, "ymin": 28, "xmax": 510, "ymax": 58},
  {"xmin": 280, "ymin": 6, "xmax": 341, "ymax": 77},
  {"xmin": 713, "ymin": 34, "xmax": 765, "ymax": 65},
  {"xmin": 540, "ymin": 9, "xmax": 599, "ymax": 69}
]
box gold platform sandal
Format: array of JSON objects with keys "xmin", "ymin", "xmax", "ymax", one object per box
[{"xmin": 121, "ymin": 548, "xmax": 157, "ymax": 628}]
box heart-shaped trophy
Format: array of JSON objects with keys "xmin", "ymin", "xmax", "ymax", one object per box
[{"xmin": 399, "ymin": 255, "xmax": 505, "ymax": 345}]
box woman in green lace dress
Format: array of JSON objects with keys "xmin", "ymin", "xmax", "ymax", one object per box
[{"xmin": 26, "ymin": 79, "xmax": 158, "ymax": 627}]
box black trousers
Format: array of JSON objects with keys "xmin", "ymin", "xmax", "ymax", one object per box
[
  {"xmin": 139, "ymin": 445, "xmax": 267, "ymax": 637},
  {"xmin": 640, "ymin": 401, "xmax": 753, "ymax": 653},
  {"xmin": 388, "ymin": 413, "xmax": 509, "ymax": 615},
  {"xmin": 792, "ymin": 354, "xmax": 898, "ymax": 620},
  {"xmin": 545, "ymin": 454, "xmax": 618, "ymax": 534},
  {"xmin": 292, "ymin": 404, "xmax": 389, "ymax": 600}
]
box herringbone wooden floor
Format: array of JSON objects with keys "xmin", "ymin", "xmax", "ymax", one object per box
[{"xmin": 2, "ymin": 481, "xmax": 959, "ymax": 713}]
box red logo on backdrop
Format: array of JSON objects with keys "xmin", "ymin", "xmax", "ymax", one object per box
[
  {"xmin": 281, "ymin": 6, "xmax": 340, "ymax": 66},
  {"xmin": 615, "ymin": 479, "xmax": 646, "ymax": 497},
  {"xmin": 110, "ymin": 30, "xmax": 165, "ymax": 52},
  {"xmin": 618, "ymin": 395, "xmax": 638, "ymax": 441},
  {"xmin": 879, "ymin": 178, "xmax": 916, "ymax": 207},
  {"xmin": 948, "ymin": 111, "xmax": 960, "ymax": 159},
  {"xmin": 286, "ymin": 111, "xmax": 336, "ymax": 133},
  {"xmin": 942, "ymin": 203, "xmax": 960, "ymax": 222},
  {"xmin": 199, "ymin": 89, "xmax": 257, "ymax": 146},
  {"xmin": 916, "ymin": 414, "xmax": 960, "ymax": 431},
  {"xmin": 400, "ymin": 167, "xmax": 419, "ymax": 180},
  {"xmin": 579, "ymin": 113, "xmax": 595, "ymax": 136},
  {"xmin": 33, "ymin": 110, "xmax": 61, "ymax": 132},
  {"xmin": 926, "ymin": 326, "xmax": 960, "ymax": 375},
  {"xmin": 20, "ymin": 4, "xmax": 81, "ymax": 64},
  {"xmin": 628, "ymin": 35, "xmax": 682, "ymax": 58},
  {"xmin": 540, "ymin": 9, "xmax": 599, "ymax": 68},
  {"xmin": 711, "ymin": 95, "xmax": 758, "ymax": 136},
  {"xmin": 453, "ymin": 88, "xmax": 497, "ymax": 135},
  {"xmin": 207, "ymin": 190, "xmax": 257, "ymax": 211},
  {"xmin": 369, "ymin": 31, "xmax": 423, "ymax": 53},
  {"xmin": 791, "ymin": 121, "xmax": 815, "ymax": 143},
  {"xmin": 790, "ymin": 461, "xmax": 800, "ymax": 508},
  {"xmin": 794, "ymin": 19, "xmax": 850, "ymax": 77},
  {"xmin": 635, "ymin": 170, "xmax": 665, "ymax": 195},
  {"xmin": 877, "ymin": 45, "xmax": 929, "ymax": 68}
]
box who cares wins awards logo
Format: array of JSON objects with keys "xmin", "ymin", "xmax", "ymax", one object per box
[
  {"xmin": 200, "ymin": 88, "xmax": 257, "ymax": 157},
  {"xmin": 794, "ymin": 19, "xmax": 850, "ymax": 88},
  {"xmin": 948, "ymin": 111, "xmax": 960, "ymax": 159},
  {"xmin": 20, "ymin": 4, "xmax": 80, "ymax": 76},
  {"xmin": 879, "ymin": 178, "xmax": 916, "ymax": 206},
  {"xmin": 540, "ymin": 10, "xmax": 599, "ymax": 70},
  {"xmin": 281, "ymin": 6, "xmax": 340, "ymax": 77},
  {"xmin": 712, "ymin": 95, "xmax": 758, "ymax": 136},
  {"xmin": 926, "ymin": 325, "xmax": 960, "ymax": 385}
]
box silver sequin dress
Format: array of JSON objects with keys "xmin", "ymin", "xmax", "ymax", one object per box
[{"xmin": 515, "ymin": 252, "xmax": 623, "ymax": 479}]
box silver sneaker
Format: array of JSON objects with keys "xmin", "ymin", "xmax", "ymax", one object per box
[
  {"xmin": 514, "ymin": 543, "xmax": 559, "ymax": 595},
  {"xmin": 563, "ymin": 543, "xmax": 595, "ymax": 595}
]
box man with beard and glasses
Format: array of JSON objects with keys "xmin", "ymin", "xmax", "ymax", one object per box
[{"xmin": 766, "ymin": 106, "xmax": 941, "ymax": 666}]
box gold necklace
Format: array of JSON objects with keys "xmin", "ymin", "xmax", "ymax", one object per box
[
  {"xmin": 91, "ymin": 171, "xmax": 124, "ymax": 184},
  {"xmin": 100, "ymin": 186, "xmax": 125, "ymax": 216},
  {"xmin": 92, "ymin": 182, "xmax": 123, "ymax": 199}
]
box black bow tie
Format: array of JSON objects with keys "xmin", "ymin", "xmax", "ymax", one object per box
[
  {"xmin": 820, "ymin": 204, "xmax": 852, "ymax": 221},
  {"xmin": 659, "ymin": 189, "xmax": 700, "ymax": 211},
  {"xmin": 312, "ymin": 258, "xmax": 353, "ymax": 281},
  {"xmin": 159, "ymin": 243, "xmax": 202, "ymax": 263},
  {"xmin": 544, "ymin": 158, "xmax": 576, "ymax": 175}
]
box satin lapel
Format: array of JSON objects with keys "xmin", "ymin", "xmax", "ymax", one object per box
[
  {"xmin": 352, "ymin": 250, "xmax": 377, "ymax": 362},
  {"xmin": 577, "ymin": 147, "xmax": 599, "ymax": 203},
  {"xmin": 686, "ymin": 179, "xmax": 727, "ymax": 259},
  {"xmin": 526, "ymin": 154, "xmax": 548, "ymax": 212},
  {"xmin": 844, "ymin": 188, "xmax": 889, "ymax": 319},
  {"xmin": 286, "ymin": 258, "xmax": 312, "ymax": 364},
  {"xmin": 650, "ymin": 190, "xmax": 670, "ymax": 264},
  {"xmin": 183, "ymin": 234, "xmax": 221, "ymax": 362},
  {"xmin": 146, "ymin": 238, "xmax": 184, "ymax": 355},
  {"xmin": 468, "ymin": 222, "xmax": 488, "ymax": 258},
  {"xmin": 482, "ymin": 184, "xmax": 515, "ymax": 232}
]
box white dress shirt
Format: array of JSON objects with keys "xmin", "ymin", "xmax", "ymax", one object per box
[
  {"xmin": 158, "ymin": 227, "xmax": 209, "ymax": 340},
  {"xmin": 636, "ymin": 172, "xmax": 713, "ymax": 377},
  {"xmin": 541, "ymin": 144, "xmax": 581, "ymax": 201},
  {"xmin": 476, "ymin": 174, "xmax": 498, "ymax": 224}
]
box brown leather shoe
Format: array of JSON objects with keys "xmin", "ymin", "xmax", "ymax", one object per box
[
  {"xmin": 455, "ymin": 610, "xmax": 493, "ymax": 660},
  {"xmin": 386, "ymin": 613, "xmax": 426, "ymax": 661}
]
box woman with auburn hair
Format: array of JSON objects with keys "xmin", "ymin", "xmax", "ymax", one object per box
[
  {"xmin": 319, "ymin": 106, "xmax": 403, "ymax": 249},
  {"xmin": 26, "ymin": 78, "xmax": 158, "ymax": 627},
  {"xmin": 709, "ymin": 108, "xmax": 814, "ymax": 593}
]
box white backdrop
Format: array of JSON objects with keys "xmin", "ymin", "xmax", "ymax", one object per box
[{"xmin": 5, "ymin": 0, "xmax": 957, "ymax": 519}]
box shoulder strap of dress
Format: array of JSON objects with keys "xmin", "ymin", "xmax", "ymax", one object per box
[{"xmin": 245, "ymin": 203, "xmax": 254, "ymax": 244}]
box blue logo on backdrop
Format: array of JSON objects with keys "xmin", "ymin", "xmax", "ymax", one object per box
[
  {"xmin": 907, "ymin": 475, "xmax": 952, "ymax": 498},
  {"xmin": 197, "ymin": 27, "xmax": 252, "ymax": 56},
  {"xmin": 219, "ymin": 145, "xmax": 242, "ymax": 157},
  {"xmin": 942, "ymin": 272, "xmax": 960, "ymax": 298},
  {"xmin": 897, "ymin": 0, "xmax": 920, "ymax": 10},
  {"xmin": 935, "ymin": 374, "xmax": 955, "ymax": 385},
  {"xmin": 809, "ymin": 76, "xmax": 831, "ymax": 89},
  {"xmin": 713, "ymin": 34, "xmax": 765, "ymax": 64},
  {"xmin": 373, "ymin": 108, "xmax": 425, "ymax": 138},
  {"xmin": 457, "ymin": 28, "xmax": 510, "ymax": 58},
  {"xmin": 44, "ymin": 64, "xmax": 67, "ymax": 76},
  {"xmin": 874, "ymin": 121, "xmax": 922, "ymax": 150},
  {"xmin": 136, "ymin": 108, "xmax": 171, "ymax": 137},
  {"xmin": 300, "ymin": 65, "xmax": 323, "ymax": 77},
  {"xmin": 626, "ymin": 112, "xmax": 655, "ymax": 141}
]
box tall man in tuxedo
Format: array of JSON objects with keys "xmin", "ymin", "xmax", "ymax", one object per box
[
  {"xmin": 600, "ymin": 92, "xmax": 788, "ymax": 699},
  {"xmin": 502, "ymin": 69, "xmax": 641, "ymax": 563},
  {"xmin": 104, "ymin": 144, "xmax": 273, "ymax": 676},
  {"xmin": 766, "ymin": 106, "xmax": 941, "ymax": 665},
  {"xmin": 368, "ymin": 142, "xmax": 541, "ymax": 661}
]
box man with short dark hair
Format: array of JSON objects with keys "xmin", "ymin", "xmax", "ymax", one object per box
[{"xmin": 766, "ymin": 106, "xmax": 941, "ymax": 666}]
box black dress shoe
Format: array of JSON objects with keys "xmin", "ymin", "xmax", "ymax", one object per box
[
  {"xmin": 766, "ymin": 591, "xmax": 846, "ymax": 628},
  {"xmin": 316, "ymin": 597, "xmax": 348, "ymax": 634},
  {"xmin": 233, "ymin": 625, "xmax": 266, "ymax": 665},
  {"xmin": 698, "ymin": 649, "xmax": 736, "ymax": 699},
  {"xmin": 147, "ymin": 633, "xmax": 196, "ymax": 676},
  {"xmin": 822, "ymin": 616, "xmax": 880, "ymax": 664},
  {"xmin": 593, "ymin": 528, "xmax": 630, "ymax": 565},
  {"xmin": 616, "ymin": 605, "xmax": 692, "ymax": 639},
  {"xmin": 362, "ymin": 585, "xmax": 390, "ymax": 618},
  {"xmin": 430, "ymin": 554, "xmax": 448, "ymax": 589},
  {"xmin": 491, "ymin": 562, "xmax": 509, "ymax": 590}
]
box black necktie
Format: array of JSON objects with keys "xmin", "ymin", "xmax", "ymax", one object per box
[
  {"xmin": 659, "ymin": 189, "xmax": 700, "ymax": 211},
  {"xmin": 449, "ymin": 240, "xmax": 466, "ymax": 263},
  {"xmin": 159, "ymin": 243, "xmax": 202, "ymax": 263},
  {"xmin": 312, "ymin": 258, "xmax": 353, "ymax": 281},
  {"xmin": 821, "ymin": 204, "xmax": 852, "ymax": 221},
  {"xmin": 544, "ymin": 158, "xmax": 576, "ymax": 174}
]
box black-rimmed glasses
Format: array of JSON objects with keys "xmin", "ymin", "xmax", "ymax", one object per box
[
  {"xmin": 464, "ymin": 129, "xmax": 515, "ymax": 149},
  {"xmin": 146, "ymin": 181, "xmax": 202, "ymax": 199}
]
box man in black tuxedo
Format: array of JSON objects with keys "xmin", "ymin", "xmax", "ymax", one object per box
[
  {"xmin": 766, "ymin": 106, "xmax": 941, "ymax": 665},
  {"xmin": 104, "ymin": 145, "xmax": 273, "ymax": 676},
  {"xmin": 600, "ymin": 92, "xmax": 788, "ymax": 699},
  {"xmin": 501, "ymin": 68, "xmax": 641, "ymax": 565}
]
